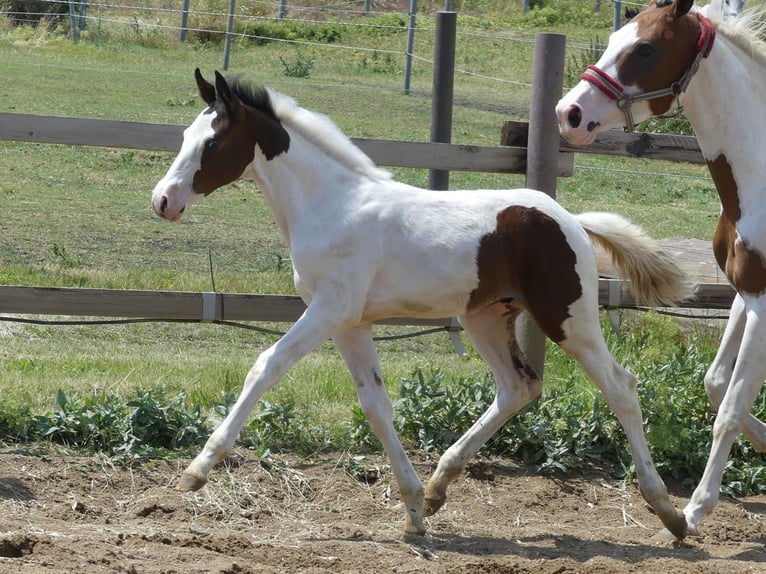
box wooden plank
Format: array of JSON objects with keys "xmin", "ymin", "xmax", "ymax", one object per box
[
  {"xmin": 597, "ymin": 280, "xmax": 735, "ymax": 310},
  {"xmin": 0, "ymin": 283, "xmax": 736, "ymax": 326},
  {"xmin": 0, "ymin": 286, "xmax": 455, "ymax": 326},
  {"xmin": 0, "ymin": 113, "xmax": 185, "ymax": 152},
  {"xmin": 501, "ymin": 120, "xmax": 705, "ymax": 164},
  {"xmin": 0, "ymin": 112, "xmax": 572, "ymax": 176},
  {"xmin": 354, "ymin": 138, "xmax": 574, "ymax": 176}
]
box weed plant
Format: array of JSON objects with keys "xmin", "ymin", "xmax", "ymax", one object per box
[{"xmin": 11, "ymin": 314, "xmax": 763, "ymax": 496}]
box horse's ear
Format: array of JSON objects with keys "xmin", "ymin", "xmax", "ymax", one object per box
[
  {"xmin": 214, "ymin": 70, "xmax": 241, "ymax": 113},
  {"xmin": 674, "ymin": 0, "xmax": 694, "ymax": 17},
  {"xmin": 195, "ymin": 68, "xmax": 216, "ymax": 107}
]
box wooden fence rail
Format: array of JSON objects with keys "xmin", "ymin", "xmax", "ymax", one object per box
[
  {"xmin": 0, "ymin": 283, "xmax": 736, "ymax": 324},
  {"xmin": 0, "ymin": 112, "xmax": 575, "ymax": 175},
  {"xmin": 0, "ymin": 111, "xmax": 733, "ymax": 347}
]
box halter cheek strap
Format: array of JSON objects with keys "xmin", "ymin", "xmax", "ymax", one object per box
[{"xmin": 581, "ymin": 11, "xmax": 716, "ymax": 132}]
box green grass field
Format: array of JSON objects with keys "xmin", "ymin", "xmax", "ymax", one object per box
[{"xmin": 0, "ymin": 1, "xmax": 763, "ymax": 491}]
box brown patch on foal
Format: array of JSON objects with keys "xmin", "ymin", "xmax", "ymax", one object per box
[
  {"xmin": 709, "ymin": 155, "xmax": 766, "ymax": 294},
  {"xmin": 467, "ymin": 206, "xmax": 582, "ymax": 343}
]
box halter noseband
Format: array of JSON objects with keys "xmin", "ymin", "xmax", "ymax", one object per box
[{"xmin": 580, "ymin": 11, "xmax": 716, "ymax": 132}]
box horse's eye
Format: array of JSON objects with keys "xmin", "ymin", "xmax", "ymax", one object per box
[
  {"xmin": 636, "ymin": 42, "xmax": 656, "ymax": 58},
  {"xmin": 205, "ymin": 139, "xmax": 220, "ymax": 151}
]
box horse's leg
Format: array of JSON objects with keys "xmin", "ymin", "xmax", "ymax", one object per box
[
  {"xmin": 682, "ymin": 299, "xmax": 766, "ymax": 534},
  {"xmin": 177, "ymin": 297, "xmax": 349, "ymax": 491},
  {"xmin": 703, "ymin": 294, "xmax": 766, "ymax": 451},
  {"xmin": 560, "ymin": 324, "xmax": 687, "ymax": 539},
  {"xmin": 423, "ymin": 303, "xmax": 542, "ymax": 517},
  {"xmin": 334, "ymin": 325, "xmax": 425, "ymax": 535}
]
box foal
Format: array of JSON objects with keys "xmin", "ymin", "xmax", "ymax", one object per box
[{"xmin": 152, "ymin": 69, "xmax": 690, "ymax": 538}]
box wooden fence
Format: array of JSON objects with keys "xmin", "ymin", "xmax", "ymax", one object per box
[
  {"xmin": 0, "ymin": 105, "xmax": 736, "ymax": 345},
  {"xmin": 0, "ymin": 55, "xmax": 734, "ymax": 356}
]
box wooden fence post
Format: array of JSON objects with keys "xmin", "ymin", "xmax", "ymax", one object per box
[
  {"xmin": 519, "ymin": 32, "xmax": 566, "ymax": 375},
  {"xmin": 429, "ymin": 11, "xmax": 456, "ymax": 191}
]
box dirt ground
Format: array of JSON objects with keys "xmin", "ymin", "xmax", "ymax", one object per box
[{"xmin": 0, "ymin": 448, "xmax": 763, "ymax": 574}]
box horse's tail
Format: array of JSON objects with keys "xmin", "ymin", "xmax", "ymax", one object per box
[{"xmin": 575, "ymin": 212, "xmax": 691, "ymax": 307}]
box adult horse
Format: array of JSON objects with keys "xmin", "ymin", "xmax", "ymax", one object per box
[
  {"xmin": 152, "ymin": 68, "xmax": 690, "ymax": 538},
  {"xmin": 557, "ymin": 0, "xmax": 766, "ymax": 539}
]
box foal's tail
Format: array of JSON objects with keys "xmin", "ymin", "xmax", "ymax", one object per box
[{"xmin": 576, "ymin": 212, "xmax": 691, "ymax": 307}]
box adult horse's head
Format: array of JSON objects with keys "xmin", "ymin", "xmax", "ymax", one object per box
[
  {"xmin": 152, "ymin": 68, "xmax": 289, "ymax": 221},
  {"xmin": 556, "ymin": 0, "xmax": 715, "ymax": 145}
]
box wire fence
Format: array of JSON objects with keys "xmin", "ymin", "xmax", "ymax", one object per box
[{"xmin": 1, "ymin": 0, "xmax": 714, "ymax": 184}]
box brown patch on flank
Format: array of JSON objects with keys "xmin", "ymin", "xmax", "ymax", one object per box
[
  {"xmin": 373, "ymin": 371, "xmax": 383, "ymax": 386},
  {"xmin": 467, "ymin": 206, "xmax": 582, "ymax": 343},
  {"xmin": 618, "ymin": 3, "xmax": 702, "ymax": 117},
  {"xmin": 709, "ymin": 154, "xmax": 766, "ymax": 294}
]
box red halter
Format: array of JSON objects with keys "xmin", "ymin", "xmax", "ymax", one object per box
[{"xmin": 580, "ymin": 11, "xmax": 716, "ymax": 131}]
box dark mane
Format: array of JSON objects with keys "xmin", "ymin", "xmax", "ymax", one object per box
[{"xmin": 225, "ymin": 75, "xmax": 278, "ymax": 121}]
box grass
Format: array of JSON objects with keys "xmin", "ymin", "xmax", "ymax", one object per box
[{"xmin": 0, "ymin": 1, "xmax": 762, "ymax": 492}]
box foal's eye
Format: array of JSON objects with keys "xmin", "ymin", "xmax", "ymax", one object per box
[
  {"xmin": 205, "ymin": 139, "xmax": 220, "ymax": 151},
  {"xmin": 636, "ymin": 42, "xmax": 656, "ymax": 58}
]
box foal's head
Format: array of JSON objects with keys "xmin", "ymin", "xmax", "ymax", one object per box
[
  {"xmin": 151, "ymin": 69, "xmax": 289, "ymax": 221},
  {"xmin": 556, "ymin": 0, "xmax": 714, "ymax": 145}
]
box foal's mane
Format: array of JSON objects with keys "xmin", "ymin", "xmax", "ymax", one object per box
[
  {"xmin": 227, "ymin": 76, "xmax": 391, "ymax": 181},
  {"xmin": 704, "ymin": 5, "xmax": 766, "ymax": 69}
]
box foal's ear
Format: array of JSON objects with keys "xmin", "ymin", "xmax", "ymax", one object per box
[
  {"xmin": 214, "ymin": 70, "xmax": 241, "ymax": 113},
  {"xmin": 195, "ymin": 68, "xmax": 217, "ymax": 107},
  {"xmin": 673, "ymin": 0, "xmax": 694, "ymax": 17}
]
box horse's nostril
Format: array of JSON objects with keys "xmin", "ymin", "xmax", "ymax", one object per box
[
  {"xmin": 160, "ymin": 196, "xmax": 168, "ymax": 214},
  {"xmin": 567, "ymin": 106, "xmax": 582, "ymax": 129}
]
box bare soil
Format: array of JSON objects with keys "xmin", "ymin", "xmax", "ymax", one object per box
[{"xmin": 0, "ymin": 448, "xmax": 764, "ymax": 573}]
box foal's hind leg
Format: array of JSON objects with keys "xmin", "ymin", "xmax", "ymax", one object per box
[
  {"xmin": 424, "ymin": 303, "xmax": 542, "ymax": 517},
  {"xmin": 559, "ymin": 322, "xmax": 687, "ymax": 540},
  {"xmin": 334, "ymin": 324, "xmax": 426, "ymax": 535},
  {"xmin": 703, "ymin": 294, "xmax": 766, "ymax": 451}
]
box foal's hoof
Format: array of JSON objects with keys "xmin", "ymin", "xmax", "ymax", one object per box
[
  {"xmin": 652, "ymin": 517, "xmax": 696, "ymax": 543},
  {"xmin": 663, "ymin": 511, "xmax": 689, "ymax": 541},
  {"xmin": 404, "ymin": 522, "xmax": 427, "ymax": 537},
  {"xmin": 177, "ymin": 471, "xmax": 208, "ymax": 492},
  {"xmin": 423, "ymin": 495, "xmax": 446, "ymax": 517}
]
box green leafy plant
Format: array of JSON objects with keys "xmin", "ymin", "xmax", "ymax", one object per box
[
  {"xmin": 128, "ymin": 390, "xmax": 210, "ymax": 452},
  {"xmin": 279, "ymin": 52, "xmax": 315, "ymax": 78}
]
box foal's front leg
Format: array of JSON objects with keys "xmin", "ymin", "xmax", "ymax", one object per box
[
  {"xmin": 334, "ymin": 325, "xmax": 426, "ymax": 535},
  {"xmin": 703, "ymin": 294, "xmax": 766, "ymax": 451},
  {"xmin": 177, "ymin": 298, "xmax": 348, "ymax": 491},
  {"xmin": 683, "ymin": 300, "xmax": 766, "ymax": 534}
]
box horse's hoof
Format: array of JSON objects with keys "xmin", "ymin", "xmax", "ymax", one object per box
[
  {"xmin": 652, "ymin": 517, "xmax": 696, "ymax": 544},
  {"xmin": 177, "ymin": 471, "xmax": 207, "ymax": 492},
  {"xmin": 664, "ymin": 511, "xmax": 688, "ymax": 541},
  {"xmin": 423, "ymin": 496, "xmax": 445, "ymax": 517},
  {"xmin": 404, "ymin": 524, "xmax": 427, "ymax": 536},
  {"xmin": 651, "ymin": 528, "xmax": 678, "ymax": 544}
]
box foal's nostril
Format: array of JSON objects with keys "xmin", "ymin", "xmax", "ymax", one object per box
[
  {"xmin": 160, "ymin": 196, "xmax": 168, "ymax": 214},
  {"xmin": 567, "ymin": 106, "xmax": 583, "ymax": 129}
]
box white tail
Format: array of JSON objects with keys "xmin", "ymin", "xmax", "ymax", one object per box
[{"xmin": 576, "ymin": 212, "xmax": 691, "ymax": 307}]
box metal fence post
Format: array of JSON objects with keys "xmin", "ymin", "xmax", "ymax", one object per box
[
  {"xmin": 222, "ymin": 0, "xmax": 236, "ymax": 70},
  {"xmin": 179, "ymin": 0, "xmax": 191, "ymax": 42},
  {"xmin": 68, "ymin": 0, "xmax": 80, "ymax": 42},
  {"xmin": 403, "ymin": 0, "xmax": 418, "ymax": 94},
  {"xmin": 519, "ymin": 32, "xmax": 565, "ymax": 375}
]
